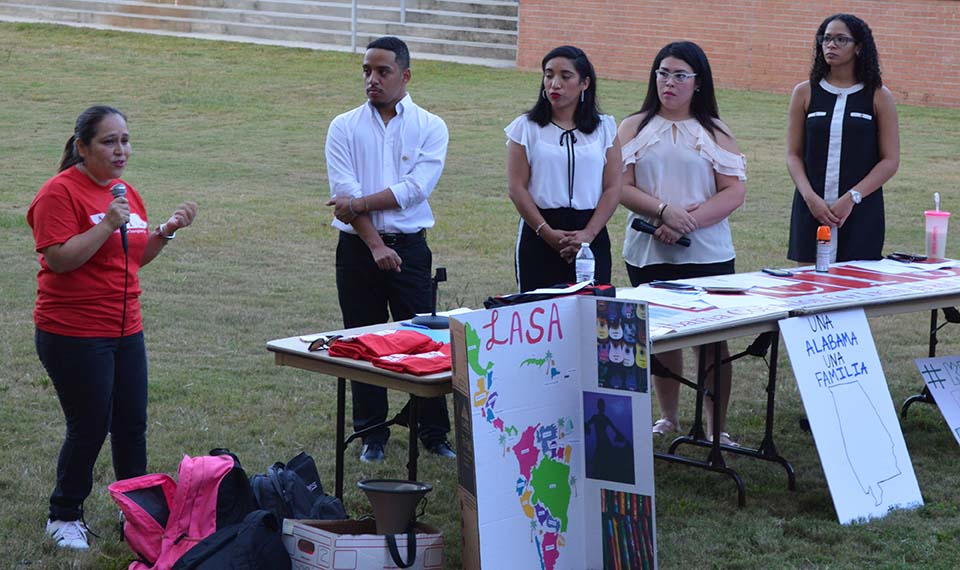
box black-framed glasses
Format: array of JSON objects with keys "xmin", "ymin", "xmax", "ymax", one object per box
[
  {"xmin": 818, "ymin": 34, "xmax": 855, "ymax": 47},
  {"xmin": 308, "ymin": 334, "xmax": 342, "ymax": 352},
  {"xmin": 654, "ymin": 69, "xmax": 697, "ymax": 83}
]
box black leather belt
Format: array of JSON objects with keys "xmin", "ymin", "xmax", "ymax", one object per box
[
  {"xmin": 378, "ymin": 229, "xmax": 425, "ymax": 246},
  {"xmin": 342, "ymin": 229, "xmax": 425, "ymax": 246}
]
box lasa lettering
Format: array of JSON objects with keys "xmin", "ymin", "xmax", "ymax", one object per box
[{"xmin": 482, "ymin": 303, "xmax": 564, "ymax": 350}]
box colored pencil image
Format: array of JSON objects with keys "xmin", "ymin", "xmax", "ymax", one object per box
[{"xmin": 601, "ymin": 489, "xmax": 654, "ymax": 569}]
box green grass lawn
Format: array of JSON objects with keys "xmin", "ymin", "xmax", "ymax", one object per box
[{"xmin": 3, "ymin": 22, "xmax": 960, "ymax": 569}]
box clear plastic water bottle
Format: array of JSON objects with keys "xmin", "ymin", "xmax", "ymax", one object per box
[{"xmin": 575, "ymin": 242, "xmax": 595, "ymax": 284}]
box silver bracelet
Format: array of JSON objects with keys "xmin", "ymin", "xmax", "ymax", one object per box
[
  {"xmin": 156, "ymin": 223, "xmax": 176, "ymax": 241},
  {"xmin": 655, "ymin": 202, "xmax": 668, "ymax": 220},
  {"xmin": 535, "ymin": 221, "xmax": 547, "ymax": 236}
]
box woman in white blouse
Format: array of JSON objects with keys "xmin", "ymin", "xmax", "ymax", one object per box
[
  {"xmin": 507, "ymin": 45, "xmax": 622, "ymax": 292},
  {"xmin": 618, "ymin": 41, "xmax": 747, "ymax": 445}
]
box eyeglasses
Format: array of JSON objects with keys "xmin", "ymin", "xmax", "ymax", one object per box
[
  {"xmin": 655, "ymin": 69, "xmax": 697, "ymax": 83},
  {"xmin": 818, "ymin": 34, "xmax": 855, "ymax": 47}
]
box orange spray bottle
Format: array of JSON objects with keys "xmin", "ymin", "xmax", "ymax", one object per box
[{"xmin": 815, "ymin": 225, "xmax": 831, "ymax": 273}]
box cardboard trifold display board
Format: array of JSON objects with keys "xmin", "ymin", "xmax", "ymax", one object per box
[
  {"xmin": 282, "ymin": 519, "xmax": 443, "ymax": 570},
  {"xmin": 451, "ymin": 297, "xmax": 657, "ymax": 570}
]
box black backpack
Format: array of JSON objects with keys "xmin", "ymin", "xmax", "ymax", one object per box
[
  {"xmin": 250, "ymin": 452, "xmax": 347, "ymax": 522},
  {"xmin": 171, "ymin": 509, "xmax": 291, "ymax": 570}
]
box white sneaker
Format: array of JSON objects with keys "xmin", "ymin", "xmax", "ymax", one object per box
[{"xmin": 46, "ymin": 519, "xmax": 89, "ymax": 550}]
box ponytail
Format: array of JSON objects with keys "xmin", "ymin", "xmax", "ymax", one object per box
[{"xmin": 58, "ymin": 134, "xmax": 81, "ymax": 173}]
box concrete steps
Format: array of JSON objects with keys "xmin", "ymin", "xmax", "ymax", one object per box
[{"xmin": 0, "ymin": 0, "xmax": 518, "ymax": 66}]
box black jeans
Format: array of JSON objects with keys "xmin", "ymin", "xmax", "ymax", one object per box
[
  {"xmin": 36, "ymin": 329, "xmax": 148, "ymax": 521},
  {"xmin": 335, "ymin": 231, "xmax": 451, "ymax": 446}
]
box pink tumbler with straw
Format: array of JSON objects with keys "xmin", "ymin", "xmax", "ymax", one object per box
[{"xmin": 925, "ymin": 210, "xmax": 950, "ymax": 259}]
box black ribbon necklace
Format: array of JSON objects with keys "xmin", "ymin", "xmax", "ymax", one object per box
[{"xmin": 551, "ymin": 121, "xmax": 577, "ymax": 207}]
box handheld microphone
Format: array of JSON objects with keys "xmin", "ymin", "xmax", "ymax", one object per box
[
  {"xmin": 631, "ymin": 217, "xmax": 691, "ymax": 247},
  {"xmin": 110, "ymin": 183, "xmax": 128, "ymax": 254}
]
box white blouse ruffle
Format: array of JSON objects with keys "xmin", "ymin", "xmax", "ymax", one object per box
[
  {"xmin": 621, "ymin": 116, "xmax": 746, "ymax": 180},
  {"xmin": 621, "ymin": 115, "xmax": 746, "ymax": 268}
]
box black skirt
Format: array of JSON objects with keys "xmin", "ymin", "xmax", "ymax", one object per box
[{"xmin": 516, "ymin": 207, "xmax": 612, "ymax": 292}]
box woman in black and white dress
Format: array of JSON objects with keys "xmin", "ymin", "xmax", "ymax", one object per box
[{"xmin": 787, "ymin": 13, "xmax": 900, "ymax": 263}]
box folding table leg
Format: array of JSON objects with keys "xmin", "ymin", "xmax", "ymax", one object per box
[
  {"xmin": 754, "ymin": 332, "xmax": 796, "ymax": 490},
  {"xmin": 663, "ymin": 342, "xmax": 746, "ymax": 506},
  {"xmin": 901, "ymin": 309, "xmax": 943, "ymax": 417},
  {"xmin": 660, "ymin": 333, "xmax": 796, "ymax": 505},
  {"xmin": 407, "ymin": 396, "xmax": 420, "ymax": 481},
  {"xmin": 335, "ymin": 377, "xmax": 346, "ymax": 501}
]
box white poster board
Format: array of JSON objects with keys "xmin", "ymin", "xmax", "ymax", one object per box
[
  {"xmin": 451, "ymin": 296, "xmax": 656, "ymax": 569},
  {"xmin": 913, "ymin": 355, "xmax": 960, "ymax": 445},
  {"xmin": 779, "ymin": 308, "xmax": 923, "ymax": 524}
]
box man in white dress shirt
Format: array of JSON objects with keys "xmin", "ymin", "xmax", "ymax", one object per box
[{"xmin": 325, "ymin": 36, "xmax": 454, "ymax": 463}]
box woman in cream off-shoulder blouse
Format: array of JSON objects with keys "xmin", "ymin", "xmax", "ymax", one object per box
[{"xmin": 618, "ymin": 41, "xmax": 747, "ymax": 446}]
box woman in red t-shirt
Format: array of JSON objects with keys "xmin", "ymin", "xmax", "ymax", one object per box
[{"xmin": 27, "ymin": 105, "xmax": 197, "ymax": 550}]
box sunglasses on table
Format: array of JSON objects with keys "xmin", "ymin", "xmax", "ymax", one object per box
[{"xmin": 308, "ymin": 334, "xmax": 342, "ymax": 352}]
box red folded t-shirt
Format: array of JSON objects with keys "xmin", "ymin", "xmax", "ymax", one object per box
[
  {"xmin": 372, "ymin": 344, "xmax": 452, "ymax": 376},
  {"xmin": 327, "ymin": 329, "xmax": 441, "ymax": 361}
]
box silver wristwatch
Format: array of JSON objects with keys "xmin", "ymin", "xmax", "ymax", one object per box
[{"xmin": 848, "ymin": 190, "xmax": 862, "ymax": 205}]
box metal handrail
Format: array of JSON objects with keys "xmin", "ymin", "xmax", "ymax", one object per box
[
  {"xmin": 351, "ymin": 0, "xmax": 357, "ymax": 52},
  {"xmin": 351, "ymin": 0, "xmax": 408, "ymax": 52}
]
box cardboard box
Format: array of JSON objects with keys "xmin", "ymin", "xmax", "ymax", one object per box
[{"xmin": 282, "ymin": 519, "xmax": 443, "ymax": 570}]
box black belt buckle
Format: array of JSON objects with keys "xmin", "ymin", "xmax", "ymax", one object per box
[{"xmin": 379, "ymin": 230, "xmax": 423, "ymax": 247}]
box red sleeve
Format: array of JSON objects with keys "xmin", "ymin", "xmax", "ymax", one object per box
[{"xmin": 27, "ymin": 180, "xmax": 81, "ymax": 252}]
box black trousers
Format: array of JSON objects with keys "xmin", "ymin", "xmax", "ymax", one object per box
[
  {"xmin": 36, "ymin": 329, "xmax": 148, "ymax": 521},
  {"xmin": 335, "ymin": 231, "xmax": 450, "ymax": 446},
  {"xmin": 516, "ymin": 207, "xmax": 612, "ymax": 293}
]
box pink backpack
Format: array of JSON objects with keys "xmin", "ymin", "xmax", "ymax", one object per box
[{"xmin": 109, "ymin": 450, "xmax": 258, "ymax": 570}]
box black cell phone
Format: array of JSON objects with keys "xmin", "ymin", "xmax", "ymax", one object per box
[
  {"xmin": 761, "ymin": 268, "xmax": 793, "ymax": 277},
  {"xmin": 649, "ymin": 280, "xmax": 695, "ymax": 290},
  {"xmin": 888, "ymin": 252, "xmax": 927, "ymax": 262}
]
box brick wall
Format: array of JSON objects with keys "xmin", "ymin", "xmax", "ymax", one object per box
[{"xmin": 518, "ymin": 0, "xmax": 960, "ymax": 108}]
